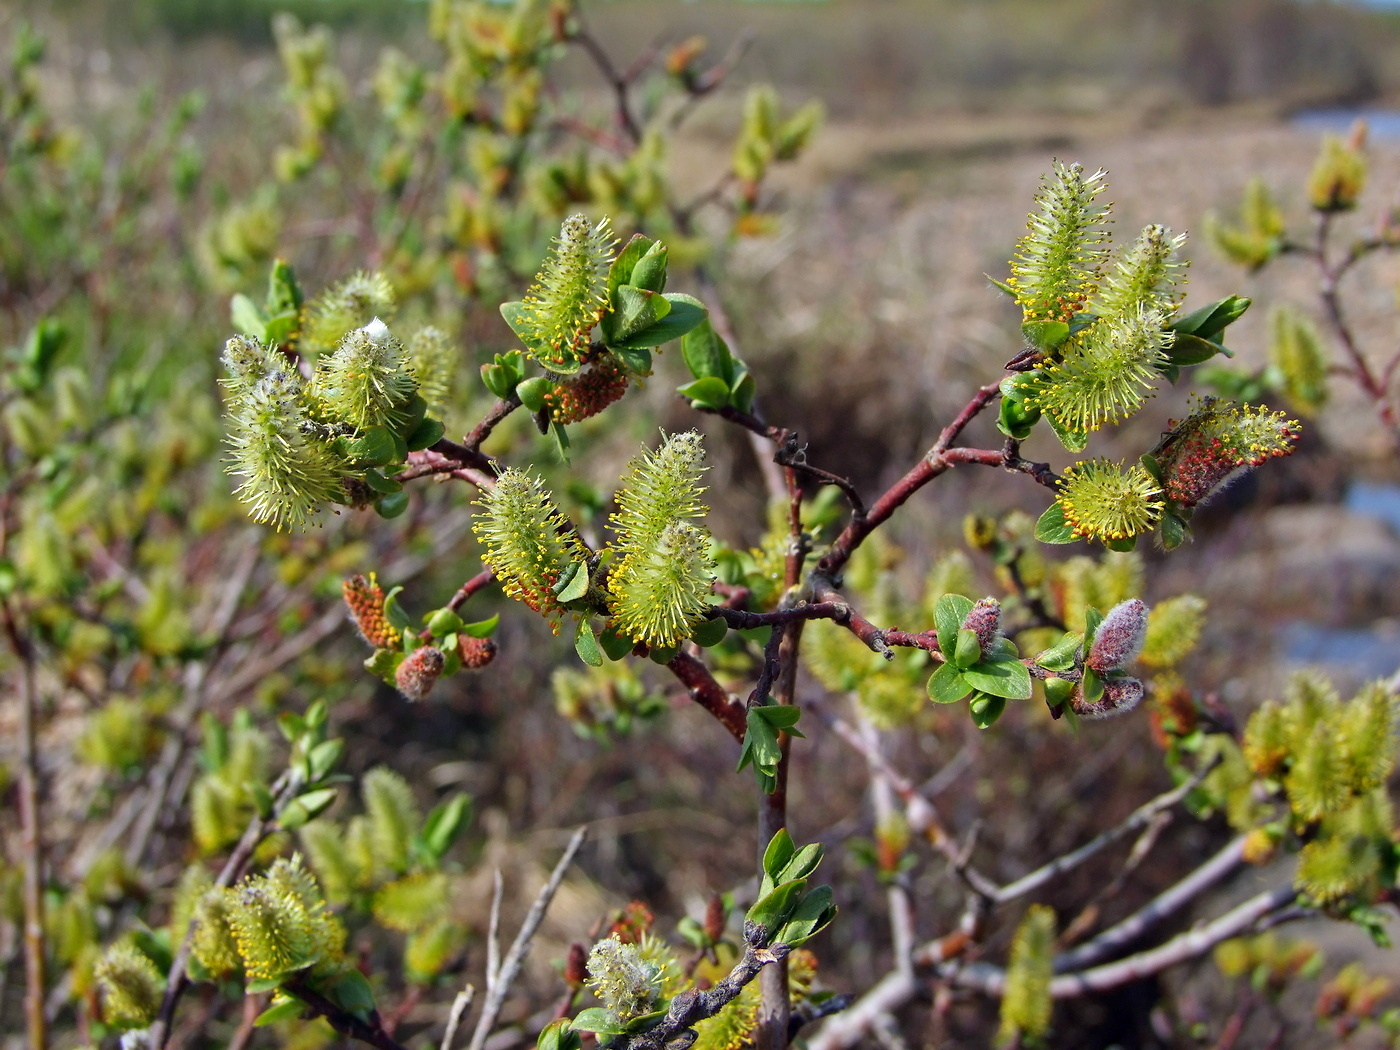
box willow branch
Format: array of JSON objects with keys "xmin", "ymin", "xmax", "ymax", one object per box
[
  {"xmin": 466, "ymin": 828, "xmax": 588, "ymax": 1050},
  {"xmin": 666, "ymin": 651, "xmax": 746, "ymax": 742},
  {"xmin": 946, "ymin": 885, "xmax": 1301, "ymax": 999}
]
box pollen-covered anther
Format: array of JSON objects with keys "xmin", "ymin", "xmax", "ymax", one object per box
[
  {"xmin": 960, "ymin": 598, "xmax": 1002, "ymax": 659},
  {"xmin": 1087, "ymin": 598, "xmax": 1149, "ymax": 673},
  {"xmin": 343, "ymin": 573, "xmax": 401, "ymax": 649},
  {"xmin": 544, "ymin": 355, "xmax": 629, "ymax": 423},
  {"xmin": 1055, "ymin": 459, "xmax": 1163, "ymax": 542},
  {"xmin": 1156, "ymin": 397, "xmax": 1301, "ymax": 509},
  {"xmin": 396, "ymin": 646, "xmax": 446, "ymax": 701}
]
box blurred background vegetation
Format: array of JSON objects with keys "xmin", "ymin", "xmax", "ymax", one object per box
[{"xmin": 7, "ymin": 0, "xmax": 1400, "ymax": 1047}]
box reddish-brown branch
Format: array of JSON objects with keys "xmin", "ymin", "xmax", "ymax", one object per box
[
  {"xmin": 463, "ymin": 397, "xmax": 521, "ymax": 452},
  {"xmin": 666, "ymin": 651, "xmax": 745, "ymax": 742},
  {"xmin": 398, "ymin": 446, "xmax": 497, "ymax": 490},
  {"xmin": 818, "ymin": 383, "xmax": 1003, "ymax": 578},
  {"xmin": 446, "ymin": 570, "xmax": 497, "ymax": 614}
]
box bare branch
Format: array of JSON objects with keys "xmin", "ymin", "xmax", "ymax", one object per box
[
  {"xmin": 443, "ymin": 985, "xmax": 477, "ymax": 1050},
  {"xmin": 467, "ymin": 827, "xmax": 588, "ymax": 1050}
]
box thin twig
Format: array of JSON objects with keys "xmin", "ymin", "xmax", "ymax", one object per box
[
  {"xmin": 466, "ymin": 828, "xmax": 589, "ymax": 1050},
  {"xmin": 442, "ymin": 986, "xmax": 476, "ymax": 1050}
]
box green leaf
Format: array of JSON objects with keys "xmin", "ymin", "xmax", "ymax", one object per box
[
  {"xmin": 629, "ymin": 240, "xmax": 669, "ymax": 293},
  {"xmin": 927, "ymin": 661, "xmax": 973, "ymax": 705},
  {"xmin": 611, "ymin": 345, "xmax": 652, "ymax": 376},
  {"xmin": 500, "ymin": 301, "xmax": 541, "ymax": 354},
  {"xmin": 278, "ymin": 787, "xmax": 339, "ymax": 830},
  {"xmin": 347, "ymin": 426, "xmax": 399, "ymax": 467},
  {"xmin": 763, "ymin": 829, "xmax": 797, "ymax": 881},
  {"xmin": 987, "ymin": 274, "xmax": 1017, "ymax": 297},
  {"xmin": 460, "ymin": 614, "xmax": 499, "ymax": 638},
  {"xmin": 555, "ymin": 560, "xmax": 590, "ymax": 603},
  {"xmin": 426, "ymin": 608, "xmax": 467, "ymax": 636},
  {"xmin": 648, "ymin": 643, "xmax": 679, "ymax": 664},
  {"xmin": 1171, "ymin": 295, "xmax": 1250, "ymax": 342},
  {"xmin": 1035, "ymin": 632, "xmax": 1082, "ymax": 672},
  {"xmin": 610, "ymin": 294, "xmax": 708, "ymax": 351},
  {"xmin": 961, "ymin": 657, "xmax": 1032, "ymax": 700},
  {"xmin": 361, "ymin": 468, "xmax": 403, "ymax": 495},
  {"xmin": 608, "ymin": 234, "xmax": 654, "ymax": 304},
  {"xmin": 1166, "ymin": 332, "xmax": 1227, "ymax": 366},
  {"xmin": 383, "ymin": 587, "xmax": 412, "ymax": 631},
  {"xmin": 603, "ymin": 284, "xmax": 671, "ymax": 345},
  {"xmin": 231, "ymin": 293, "xmax": 269, "ymax": 341},
  {"xmin": 1104, "ymin": 535, "xmax": 1138, "ymax": 553},
  {"xmin": 325, "ymin": 968, "xmax": 377, "ymax": 1022},
  {"xmin": 1044, "ymin": 676, "xmax": 1075, "ymax": 709},
  {"xmin": 773, "ymin": 885, "xmax": 836, "ymax": 946},
  {"xmin": 1034, "ymin": 502, "xmax": 1077, "ymax": 544},
  {"xmin": 681, "ymin": 317, "xmax": 733, "ymax": 384},
  {"xmin": 933, "ymin": 593, "xmax": 975, "ymax": 657},
  {"xmin": 517, "ymin": 376, "xmax": 551, "ymax": 413},
  {"xmin": 570, "ymin": 1009, "xmax": 630, "ymax": 1036},
  {"xmin": 691, "ymin": 616, "xmax": 728, "ymax": 647},
  {"xmin": 1081, "ymin": 665, "xmax": 1105, "ymax": 704},
  {"xmin": 1022, "ymin": 320, "xmax": 1069, "ymax": 352},
  {"xmin": 953, "ymin": 628, "xmax": 983, "ymax": 671},
  {"xmin": 969, "ymin": 693, "xmax": 1006, "ymax": 729},
  {"xmin": 677, "ymin": 376, "xmax": 732, "ymax": 409},
  {"xmin": 481, "ymin": 363, "xmax": 513, "ymax": 400},
  {"xmin": 376, "ymin": 490, "xmax": 409, "ymax": 519},
  {"xmin": 738, "ymin": 708, "xmax": 783, "ymax": 778},
  {"xmin": 623, "ymin": 1009, "xmax": 669, "ymax": 1035},
  {"xmin": 421, "ymin": 793, "xmax": 472, "ymax": 862},
  {"xmin": 1046, "ymin": 410, "xmax": 1090, "ymax": 453},
  {"xmin": 263, "ymin": 311, "xmax": 299, "ymax": 348},
  {"xmin": 753, "ymin": 704, "xmax": 803, "ymax": 734},
  {"xmin": 747, "ymin": 878, "xmax": 807, "ymax": 934},
  {"xmin": 599, "ymin": 624, "xmax": 635, "ymax": 661},
  {"xmin": 1159, "ymin": 511, "xmax": 1190, "ymax": 550},
  {"xmin": 365, "ymin": 648, "xmax": 405, "ymax": 685},
  {"xmin": 575, "ymin": 620, "xmax": 603, "ymax": 666},
  {"xmin": 254, "ymin": 997, "xmax": 305, "ymax": 1026},
  {"xmin": 405, "ymin": 416, "xmax": 445, "ymax": 452},
  {"xmin": 306, "ymin": 739, "xmax": 344, "ymax": 781},
  {"xmin": 730, "ymin": 370, "xmax": 756, "ymax": 413},
  {"xmin": 774, "ymin": 843, "xmax": 824, "ymax": 886}
]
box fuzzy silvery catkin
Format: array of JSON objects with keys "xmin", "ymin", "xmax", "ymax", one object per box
[
  {"xmin": 396, "ymin": 646, "xmax": 446, "ymax": 701},
  {"xmin": 1087, "ymin": 598, "xmax": 1148, "ymax": 673},
  {"xmin": 1071, "ymin": 676, "xmax": 1145, "ymax": 720},
  {"xmin": 960, "ymin": 598, "xmax": 1002, "ymax": 660}
]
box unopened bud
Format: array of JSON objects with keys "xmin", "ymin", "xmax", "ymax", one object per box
[
  {"xmin": 395, "ymin": 646, "xmax": 445, "ymax": 701},
  {"xmin": 1308, "ymin": 132, "xmax": 1366, "ymax": 213},
  {"xmin": 457, "ymin": 634, "xmax": 497, "ymax": 670},
  {"xmin": 960, "ymin": 598, "xmax": 1002, "ymax": 660},
  {"xmin": 703, "ymin": 893, "xmax": 725, "ymax": 944},
  {"xmin": 564, "ymin": 941, "xmax": 589, "ymax": 987},
  {"xmin": 1087, "ymin": 599, "xmax": 1147, "ymax": 673}
]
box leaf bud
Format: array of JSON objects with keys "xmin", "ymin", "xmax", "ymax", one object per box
[
  {"xmin": 1087, "ymin": 599, "xmax": 1148, "ymax": 673},
  {"xmin": 395, "ymin": 646, "xmax": 446, "ymax": 701},
  {"xmin": 703, "ymin": 893, "xmax": 726, "ymax": 944}
]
